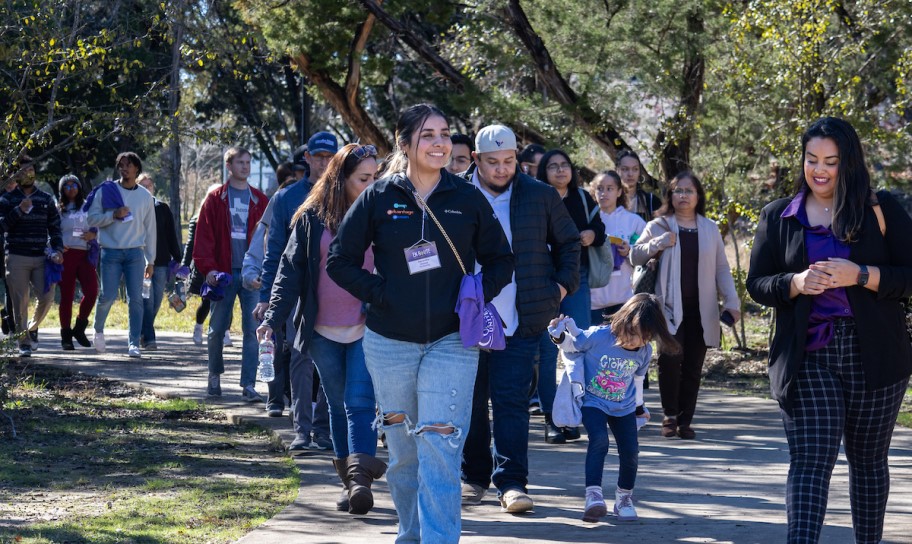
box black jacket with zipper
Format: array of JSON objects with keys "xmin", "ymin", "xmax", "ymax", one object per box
[
  {"xmin": 261, "ymin": 209, "xmax": 322, "ymax": 354},
  {"xmin": 327, "ymin": 169, "xmax": 514, "ymax": 344},
  {"xmin": 746, "ymin": 190, "xmax": 912, "ymax": 413},
  {"xmin": 460, "ymin": 166, "xmax": 581, "ymax": 337}
]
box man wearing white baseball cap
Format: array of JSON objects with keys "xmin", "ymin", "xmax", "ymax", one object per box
[{"xmin": 460, "ymin": 125, "xmax": 581, "ymax": 513}]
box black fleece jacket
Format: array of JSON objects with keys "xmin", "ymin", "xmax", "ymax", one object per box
[
  {"xmin": 461, "ymin": 166, "xmax": 581, "ymax": 337},
  {"xmin": 327, "ymin": 169, "xmax": 514, "ymax": 344}
]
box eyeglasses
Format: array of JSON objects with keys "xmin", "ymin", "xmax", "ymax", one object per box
[
  {"xmin": 546, "ymin": 162, "xmax": 571, "ymax": 172},
  {"xmin": 62, "ymin": 182, "xmax": 80, "ymax": 190},
  {"xmin": 672, "ymin": 188, "xmax": 697, "ymax": 196},
  {"xmin": 352, "ymin": 144, "xmax": 378, "ymax": 159}
]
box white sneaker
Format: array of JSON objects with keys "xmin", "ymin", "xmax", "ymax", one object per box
[
  {"xmin": 94, "ymin": 332, "xmax": 106, "ymax": 353},
  {"xmin": 499, "ymin": 488, "xmax": 533, "ymax": 513},
  {"xmin": 582, "ymin": 486, "xmax": 607, "ymax": 522},
  {"xmin": 223, "ymin": 330, "xmax": 232, "ymax": 346},
  {"xmin": 193, "ymin": 324, "xmax": 203, "ymax": 345},
  {"xmin": 128, "ymin": 346, "xmax": 141, "ymax": 358},
  {"xmin": 614, "ymin": 487, "xmax": 638, "ymax": 521}
]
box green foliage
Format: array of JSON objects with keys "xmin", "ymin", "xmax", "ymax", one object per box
[{"xmin": 0, "ymin": 0, "xmax": 174, "ymax": 183}]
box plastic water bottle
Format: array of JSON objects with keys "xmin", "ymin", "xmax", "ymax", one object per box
[
  {"xmin": 142, "ymin": 277, "xmax": 152, "ymax": 299},
  {"xmin": 257, "ymin": 339, "xmax": 275, "ymax": 383}
]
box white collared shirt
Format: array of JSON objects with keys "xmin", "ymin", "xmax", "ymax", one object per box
[{"xmin": 472, "ymin": 171, "xmax": 519, "ymax": 336}]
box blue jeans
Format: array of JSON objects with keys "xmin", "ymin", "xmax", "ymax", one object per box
[
  {"xmin": 363, "ymin": 329, "xmax": 479, "ymax": 544},
  {"xmin": 581, "ymin": 406, "xmax": 638, "ymax": 490},
  {"xmin": 463, "ymin": 334, "xmax": 539, "ymax": 493},
  {"xmin": 141, "ymin": 265, "xmax": 169, "ymax": 345},
  {"xmin": 268, "ymin": 312, "xmax": 330, "ymax": 440},
  {"xmin": 95, "ymin": 247, "xmax": 145, "ymax": 348},
  {"xmin": 309, "ymin": 332, "xmax": 377, "ymax": 458},
  {"xmin": 536, "ymin": 267, "xmax": 590, "ymax": 413},
  {"xmin": 207, "ymin": 268, "xmax": 258, "ymax": 388}
]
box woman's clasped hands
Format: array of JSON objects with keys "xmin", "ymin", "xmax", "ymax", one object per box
[{"xmin": 793, "ymin": 257, "xmax": 862, "ymax": 295}]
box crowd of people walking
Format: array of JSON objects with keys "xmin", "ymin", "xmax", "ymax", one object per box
[{"xmin": 4, "ymin": 110, "xmax": 909, "ymax": 543}]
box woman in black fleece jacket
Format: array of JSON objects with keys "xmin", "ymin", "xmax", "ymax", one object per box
[{"xmin": 327, "ymin": 105, "xmax": 513, "ymax": 543}]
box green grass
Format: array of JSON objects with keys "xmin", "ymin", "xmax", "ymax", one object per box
[
  {"xmin": 40, "ymin": 296, "xmax": 247, "ymax": 336},
  {"xmin": 0, "ymin": 362, "xmax": 299, "ymax": 544}
]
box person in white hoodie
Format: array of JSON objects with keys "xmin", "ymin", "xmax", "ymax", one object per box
[
  {"xmin": 588, "ymin": 171, "xmax": 645, "ymax": 324},
  {"xmin": 86, "ymin": 152, "xmax": 156, "ymax": 358}
]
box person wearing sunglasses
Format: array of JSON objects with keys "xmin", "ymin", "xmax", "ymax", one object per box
[
  {"xmin": 56, "ymin": 174, "xmax": 98, "ymax": 350},
  {"xmin": 630, "ymin": 171, "xmax": 740, "ymax": 440},
  {"xmin": 259, "ymin": 143, "xmax": 384, "ymax": 514}
]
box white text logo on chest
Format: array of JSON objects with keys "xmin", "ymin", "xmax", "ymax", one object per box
[{"xmin": 444, "ymin": 209, "xmax": 463, "ymax": 215}]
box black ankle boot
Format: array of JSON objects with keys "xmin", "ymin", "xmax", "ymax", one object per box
[
  {"xmin": 544, "ymin": 413, "xmax": 566, "ymax": 444},
  {"xmin": 61, "ymin": 328, "xmax": 75, "ymax": 351},
  {"xmin": 72, "ymin": 317, "xmax": 91, "ymax": 347}
]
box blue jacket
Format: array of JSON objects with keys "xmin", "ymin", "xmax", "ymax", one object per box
[{"xmin": 260, "ymin": 179, "xmax": 311, "ymax": 302}]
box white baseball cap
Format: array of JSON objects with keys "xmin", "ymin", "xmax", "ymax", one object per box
[{"xmin": 475, "ymin": 125, "xmax": 517, "ymax": 154}]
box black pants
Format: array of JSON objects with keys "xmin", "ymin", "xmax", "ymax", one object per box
[
  {"xmin": 782, "ymin": 319, "xmax": 907, "ymax": 544},
  {"xmin": 657, "ymin": 311, "xmax": 706, "ymax": 427}
]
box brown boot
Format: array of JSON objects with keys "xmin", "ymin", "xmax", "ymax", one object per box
[
  {"xmin": 345, "ymin": 453, "xmax": 387, "ymax": 515},
  {"xmin": 332, "ymin": 458, "xmax": 350, "ymax": 511}
]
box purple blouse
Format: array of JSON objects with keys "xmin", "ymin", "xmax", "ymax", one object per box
[{"xmin": 781, "ymin": 190, "xmax": 854, "ymax": 351}]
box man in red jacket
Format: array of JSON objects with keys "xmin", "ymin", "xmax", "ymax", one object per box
[{"xmin": 193, "ymin": 147, "xmax": 268, "ymax": 400}]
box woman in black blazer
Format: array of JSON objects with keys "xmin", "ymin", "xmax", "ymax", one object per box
[{"xmin": 747, "ymin": 117, "xmax": 912, "ymax": 544}]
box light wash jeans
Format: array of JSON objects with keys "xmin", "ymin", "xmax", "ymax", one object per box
[
  {"xmin": 309, "ymin": 332, "xmax": 377, "ymax": 458},
  {"xmin": 207, "ymin": 268, "xmax": 258, "ymax": 388},
  {"xmin": 141, "ymin": 265, "xmax": 169, "ymax": 345},
  {"xmin": 363, "ymin": 329, "xmax": 479, "ymax": 544},
  {"xmin": 94, "ymin": 247, "xmax": 145, "ymax": 349}
]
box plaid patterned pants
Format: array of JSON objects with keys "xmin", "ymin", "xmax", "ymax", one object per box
[{"xmin": 782, "ymin": 319, "xmax": 908, "ymax": 543}]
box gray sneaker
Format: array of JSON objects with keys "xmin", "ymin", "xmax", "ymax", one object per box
[
  {"xmin": 461, "ymin": 483, "xmax": 487, "ymax": 506},
  {"xmin": 288, "ymin": 435, "xmax": 311, "ymax": 451},
  {"xmin": 241, "ymin": 384, "xmax": 264, "ymax": 403},
  {"xmin": 207, "ymin": 375, "xmax": 222, "ymax": 396},
  {"xmin": 311, "ymin": 434, "xmax": 332, "ymax": 451}
]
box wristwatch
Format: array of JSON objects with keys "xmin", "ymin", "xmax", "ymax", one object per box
[{"xmin": 856, "ymin": 264, "xmax": 869, "ymax": 287}]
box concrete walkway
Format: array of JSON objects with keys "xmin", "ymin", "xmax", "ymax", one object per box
[{"xmin": 32, "ymin": 328, "xmax": 912, "ymax": 543}]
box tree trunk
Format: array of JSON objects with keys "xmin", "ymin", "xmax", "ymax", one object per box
[
  {"xmin": 657, "ymin": 10, "xmax": 705, "ymax": 180},
  {"xmin": 503, "ymin": 0, "xmax": 631, "ymax": 159},
  {"xmin": 291, "ymin": 11, "xmax": 391, "ymax": 154},
  {"xmin": 168, "ymin": 0, "xmax": 185, "ymax": 239}
]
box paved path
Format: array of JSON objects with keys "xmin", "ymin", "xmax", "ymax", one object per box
[{"xmin": 32, "ymin": 328, "xmax": 912, "ymax": 543}]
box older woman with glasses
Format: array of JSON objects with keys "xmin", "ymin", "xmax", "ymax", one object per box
[
  {"xmin": 57, "ymin": 174, "xmax": 98, "ymax": 350},
  {"xmin": 630, "ymin": 171, "xmax": 740, "ymax": 440}
]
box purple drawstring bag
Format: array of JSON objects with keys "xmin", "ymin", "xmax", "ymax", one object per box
[
  {"xmin": 456, "ymin": 273, "xmax": 506, "ymax": 350},
  {"xmin": 611, "ymin": 243, "xmax": 624, "ymax": 272},
  {"xmin": 44, "ymin": 259, "xmax": 63, "ymax": 294},
  {"xmin": 201, "ymin": 271, "xmax": 232, "ymax": 301}
]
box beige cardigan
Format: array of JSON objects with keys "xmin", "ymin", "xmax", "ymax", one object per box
[{"xmin": 630, "ymin": 214, "xmax": 740, "ymax": 347}]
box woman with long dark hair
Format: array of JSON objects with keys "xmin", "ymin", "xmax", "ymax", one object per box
[
  {"xmin": 258, "ymin": 143, "xmax": 382, "ymax": 515},
  {"xmin": 327, "ymin": 104, "xmax": 513, "ymax": 543},
  {"xmin": 747, "ymin": 117, "xmax": 912, "ymax": 543},
  {"xmin": 616, "ymin": 149, "xmax": 662, "ymax": 222},
  {"xmin": 57, "ymin": 174, "xmax": 98, "ymax": 350},
  {"xmin": 535, "ymin": 149, "xmax": 607, "ymax": 444},
  {"xmin": 631, "ymin": 171, "xmax": 740, "ymax": 440}
]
